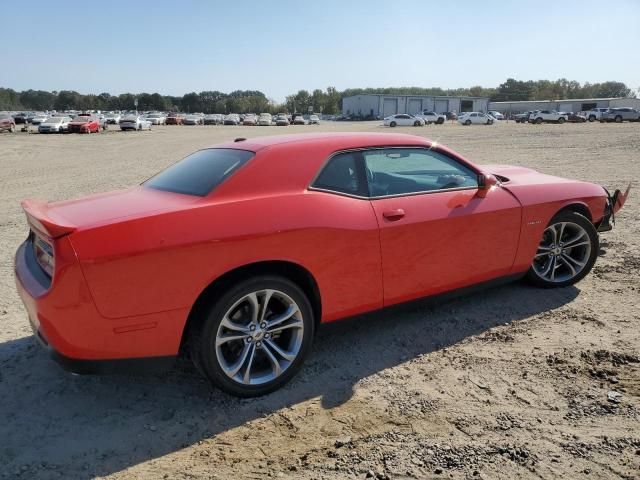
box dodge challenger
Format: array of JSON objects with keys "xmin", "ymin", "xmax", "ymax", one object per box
[{"xmin": 14, "ymin": 133, "xmax": 629, "ymax": 396}]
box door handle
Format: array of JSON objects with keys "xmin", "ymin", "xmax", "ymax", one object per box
[{"xmin": 382, "ymin": 208, "xmax": 405, "ymax": 220}]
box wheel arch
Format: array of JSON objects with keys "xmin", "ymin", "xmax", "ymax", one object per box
[
  {"xmin": 180, "ymin": 260, "xmax": 322, "ymax": 350},
  {"xmin": 554, "ymin": 201, "xmax": 593, "ymax": 222}
]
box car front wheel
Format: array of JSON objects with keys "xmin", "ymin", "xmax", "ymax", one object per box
[
  {"xmin": 190, "ymin": 276, "xmax": 315, "ymax": 397},
  {"xmin": 526, "ymin": 211, "xmax": 598, "ymax": 288}
]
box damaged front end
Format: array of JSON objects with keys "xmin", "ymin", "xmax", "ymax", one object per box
[{"xmin": 597, "ymin": 184, "xmax": 631, "ymax": 232}]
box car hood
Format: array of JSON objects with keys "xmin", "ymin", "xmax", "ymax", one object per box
[
  {"xmin": 22, "ymin": 186, "xmax": 201, "ymax": 237},
  {"xmin": 479, "ymin": 164, "xmax": 577, "ymax": 185}
]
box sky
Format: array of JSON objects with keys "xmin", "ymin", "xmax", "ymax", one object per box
[{"xmin": 2, "ymin": 0, "xmax": 639, "ymax": 102}]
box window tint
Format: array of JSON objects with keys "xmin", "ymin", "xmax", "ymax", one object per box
[
  {"xmin": 364, "ymin": 148, "xmax": 478, "ymax": 197},
  {"xmin": 313, "ymin": 152, "xmax": 365, "ymax": 196},
  {"xmin": 144, "ymin": 148, "xmax": 253, "ymax": 196}
]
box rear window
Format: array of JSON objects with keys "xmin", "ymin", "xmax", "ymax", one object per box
[{"xmin": 144, "ymin": 148, "xmax": 254, "ymax": 196}]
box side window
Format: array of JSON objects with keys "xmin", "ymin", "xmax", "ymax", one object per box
[
  {"xmin": 364, "ymin": 148, "xmax": 478, "ymax": 197},
  {"xmin": 312, "ymin": 152, "xmax": 365, "ymax": 196}
]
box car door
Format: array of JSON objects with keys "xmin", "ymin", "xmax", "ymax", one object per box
[{"xmin": 363, "ymin": 147, "xmax": 522, "ymax": 306}]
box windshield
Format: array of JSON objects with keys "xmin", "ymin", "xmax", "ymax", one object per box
[{"xmin": 144, "ymin": 148, "xmax": 254, "ymax": 196}]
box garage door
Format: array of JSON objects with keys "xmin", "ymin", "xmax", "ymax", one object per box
[
  {"xmin": 383, "ymin": 98, "xmax": 398, "ymax": 117},
  {"xmin": 435, "ymin": 99, "xmax": 448, "ymax": 113},
  {"xmin": 407, "ymin": 99, "xmax": 422, "ymax": 115}
]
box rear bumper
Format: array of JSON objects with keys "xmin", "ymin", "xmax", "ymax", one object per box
[{"xmin": 14, "ymin": 236, "xmax": 185, "ymax": 371}]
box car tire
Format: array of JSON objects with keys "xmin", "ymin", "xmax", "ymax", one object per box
[
  {"xmin": 615, "ymin": 115, "xmax": 622, "ymax": 123},
  {"xmin": 413, "ymin": 121, "xmax": 421, "ymax": 127},
  {"xmin": 464, "ymin": 120, "xmax": 471, "ymax": 126},
  {"xmin": 535, "ymin": 117, "xmax": 543, "ymax": 124},
  {"xmin": 389, "ymin": 121, "xmax": 397, "ymax": 127},
  {"xmin": 588, "ymin": 115, "xmax": 596, "ymax": 122},
  {"xmin": 189, "ymin": 275, "xmax": 315, "ymax": 397},
  {"xmin": 558, "ymin": 117, "xmax": 565, "ymax": 124},
  {"xmin": 525, "ymin": 211, "xmax": 598, "ymax": 288},
  {"xmin": 436, "ymin": 118, "xmax": 444, "ymax": 124}
]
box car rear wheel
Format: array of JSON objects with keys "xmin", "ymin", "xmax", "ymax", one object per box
[
  {"xmin": 558, "ymin": 117, "xmax": 565, "ymax": 124},
  {"xmin": 190, "ymin": 276, "xmax": 315, "ymax": 397},
  {"xmin": 464, "ymin": 120, "xmax": 471, "ymax": 126},
  {"xmin": 413, "ymin": 120, "xmax": 421, "ymax": 127},
  {"xmin": 526, "ymin": 211, "xmax": 598, "ymax": 288},
  {"xmin": 535, "ymin": 117, "xmax": 543, "ymax": 124},
  {"xmin": 615, "ymin": 115, "xmax": 622, "ymax": 123}
]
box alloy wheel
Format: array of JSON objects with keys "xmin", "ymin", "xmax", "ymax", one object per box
[
  {"xmin": 215, "ymin": 289, "xmax": 304, "ymax": 385},
  {"xmin": 532, "ymin": 221, "xmax": 592, "ymax": 283}
]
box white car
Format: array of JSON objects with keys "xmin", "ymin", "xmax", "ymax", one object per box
[
  {"xmin": 258, "ymin": 113, "xmax": 272, "ymax": 126},
  {"xmin": 31, "ymin": 114, "xmax": 49, "ymax": 125},
  {"xmin": 488, "ymin": 111, "xmax": 505, "ymax": 120},
  {"xmin": 38, "ymin": 116, "xmax": 72, "ymax": 133},
  {"xmin": 585, "ymin": 107, "xmax": 609, "ymax": 122},
  {"xmin": 415, "ymin": 110, "xmax": 446, "ymax": 124},
  {"xmin": 383, "ymin": 114, "xmax": 425, "ymax": 127},
  {"xmin": 308, "ymin": 114, "xmax": 320, "ymax": 124},
  {"xmin": 457, "ymin": 112, "xmax": 494, "ymax": 125},
  {"xmin": 120, "ymin": 115, "xmax": 152, "ymax": 131},
  {"xmin": 105, "ymin": 113, "xmax": 121, "ymax": 124},
  {"xmin": 529, "ymin": 110, "xmax": 568, "ymax": 124},
  {"xmin": 146, "ymin": 113, "xmax": 166, "ymax": 125}
]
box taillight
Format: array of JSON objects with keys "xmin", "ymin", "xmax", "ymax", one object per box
[{"xmin": 33, "ymin": 233, "xmax": 55, "ymax": 277}]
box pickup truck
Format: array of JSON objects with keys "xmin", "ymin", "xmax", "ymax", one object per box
[
  {"xmin": 585, "ymin": 107, "xmax": 609, "ymax": 122},
  {"xmin": 415, "ymin": 110, "xmax": 446, "ymax": 124},
  {"xmin": 530, "ymin": 110, "xmax": 568, "ymax": 124}
]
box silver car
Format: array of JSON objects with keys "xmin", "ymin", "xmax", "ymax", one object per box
[
  {"xmin": 38, "ymin": 116, "xmax": 72, "ymax": 133},
  {"xmin": 600, "ymin": 108, "xmax": 640, "ymax": 123}
]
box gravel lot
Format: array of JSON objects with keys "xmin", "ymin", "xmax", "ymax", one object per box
[{"xmin": 0, "ymin": 121, "xmax": 638, "ymax": 480}]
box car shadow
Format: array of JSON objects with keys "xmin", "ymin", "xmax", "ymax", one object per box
[{"xmin": 0, "ymin": 281, "xmax": 579, "ymax": 478}]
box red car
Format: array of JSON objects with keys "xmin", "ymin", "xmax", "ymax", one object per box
[
  {"xmin": 14, "ymin": 133, "xmax": 630, "ymax": 396},
  {"xmin": 0, "ymin": 113, "xmax": 16, "ymax": 132},
  {"xmin": 166, "ymin": 114, "xmax": 184, "ymax": 125},
  {"xmin": 67, "ymin": 116, "xmax": 100, "ymax": 133}
]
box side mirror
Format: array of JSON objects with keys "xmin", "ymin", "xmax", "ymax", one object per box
[{"xmin": 476, "ymin": 173, "xmax": 499, "ymax": 198}]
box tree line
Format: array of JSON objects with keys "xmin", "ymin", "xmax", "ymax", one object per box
[{"xmin": 0, "ymin": 79, "xmax": 635, "ymax": 113}]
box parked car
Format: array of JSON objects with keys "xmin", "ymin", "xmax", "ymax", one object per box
[
  {"xmin": 514, "ymin": 111, "xmax": 532, "ymax": 123},
  {"xmin": 488, "ymin": 111, "xmax": 505, "ymax": 121},
  {"xmin": 203, "ymin": 114, "xmax": 219, "ymax": 125},
  {"xmin": 243, "ymin": 114, "xmax": 258, "ymax": 126},
  {"xmin": 166, "ymin": 114, "xmax": 184, "ymax": 125},
  {"xmin": 599, "ymin": 108, "xmax": 640, "ymax": 123},
  {"xmin": 529, "ymin": 110, "xmax": 568, "ymax": 124},
  {"xmin": 15, "ymin": 133, "xmax": 630, "ymax": 397},
  {"xmin": 308, "ymin": 114, "xmax": 320, "ymax": 125},
  {"xmin": 292, "ymin": 115, "xmax": 306, "ymax": 125},
  {"xmin": 274, "ymin": 114, "xmax": 290, "ymax": 126},
  {"xmin": 146, "ymin": 113, "xmax": 166, "ymax": 125},
  {"xmin": 562, "ymin": 112, "xmax": 587, "ymax": 123},
  {"xmin": 31, "ymin": 114, "xmax": 49, "ymax": 125},
  {"xmin": 120, "ymin": 115, "xmax": 152, "ymax": 131},
  {"xmin": 383, "ymin": 114, "xmax": 425, "ymax": 127},
  {"xmin": 12, "ymin": 112, "xmax": 28, "ymax": 124},
  {"xmin": 224, "ymin": 114, "xmax": 240, "ymax": 125},
  {"xmin": 585, "ymin": 107, "xmax": 609, "ymax": 122},
  {"xmin": 416, "ymin": 110, "xmax": 446, "ymax": 125},
  {"xmin": 0, "ymin": 113, "xmax": 16, "ymax": 132},
  {"xmin": 38, "ymin": 116, "xmax": 72, "ymax": 133},
  {"xmin": 184, "ymin": 115, "xmax": 204, "ymax": 126},
  {"xmin": 457, "ymin": 112, "xmax": 494, "ymax": 125},
  {"xmin": 67, "ymin": 116, "xmax": 100, "ymax": 133},
  {"xmin": 105, "ymin": 113, "xmax": 121, "ymax": 124},
  {"xmin": 258, "ymin": 113, "xmax": 273, "ymax": 126}
]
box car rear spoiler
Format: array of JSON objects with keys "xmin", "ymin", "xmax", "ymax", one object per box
[
  {"xmin": 598, "ymin": 184, "xmax": 631, "ymax": 232},
  {"xmin": 21, "ymin": 199, "xmax": 76, "ymax": 239}
]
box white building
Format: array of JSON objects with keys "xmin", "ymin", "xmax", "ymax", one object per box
[
  {"xmin": 489, "ymin": 97, "xmax": 640, "ymax": 115},
  {"xmin": 342, "ymin": 94, "xmax": 490, "ymax": 119}
]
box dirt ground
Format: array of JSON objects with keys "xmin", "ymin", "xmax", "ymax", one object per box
[{"xmin": 0, "ymin": 121, "xmax": 638, "ymax": 480}]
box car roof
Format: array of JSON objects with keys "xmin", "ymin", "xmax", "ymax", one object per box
[{"xmin": 209, "ymin": 132, "xmax": 432, "ymax": 152}]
